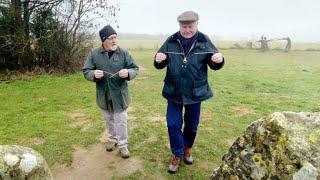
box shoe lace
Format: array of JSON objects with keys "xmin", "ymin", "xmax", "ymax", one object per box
[
  {"xmin": 171, "ymin": 156, "xmax": 180, "ymax": 165},
  {"xmin": 121, "ymin": 147, "xmax": 128, "ymax": 153}
]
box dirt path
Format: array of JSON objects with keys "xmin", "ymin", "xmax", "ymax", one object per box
[{"xmin": 52, "ymin": 133, "xmax": 143, "ymax": 180}]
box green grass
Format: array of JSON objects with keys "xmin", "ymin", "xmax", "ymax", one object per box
[{"xmin": 1, "ymin": 47, "xmax": 320, "ymax": 179}]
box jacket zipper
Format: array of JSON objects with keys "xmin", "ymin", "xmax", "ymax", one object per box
[
  {"xmin": 165, "ymin": 52, "xmax": 184, "ymax": 55},
  {"xmin": 194, "ymin": 51, "xmax": 216, "ymax": 55},
  {"xmin": 177, "ymin": 39, "xmax": 197, "ymax": 64}
]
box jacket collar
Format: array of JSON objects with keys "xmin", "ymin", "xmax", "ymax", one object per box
[{"xmin": 168, "ymin": 31, "xmax": 208, "ymax": 43}]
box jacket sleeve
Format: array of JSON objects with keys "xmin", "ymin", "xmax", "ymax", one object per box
[
  {"xmin": 83, "ymin": 50, "xmax": 99, "ymax": 82},
  {"xmin": 125, "ymin": 51, "xmax": 139, "ymax": 81},
  {"xmin": 154, "ymin": 38, "xmax": 169, "ymax": 69},
  {"xmin": 206, "ymin": 39, "xmax": 225, "ymax": 70}
]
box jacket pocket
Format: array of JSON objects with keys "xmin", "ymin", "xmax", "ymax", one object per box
[
  {"xmin": 193, "ymin": 79, "xmax": 208, "ymax": 99},
  {"xmin": 120, "ymin": 87, "xmax": 130, "ymax": 109},
  {"xmin": 162, "ymin": 80, "xmax": 176, "ymax": 97},
  {"xmin": 96, "ymin": 86, "xmax": 107, "ymax": 109}
]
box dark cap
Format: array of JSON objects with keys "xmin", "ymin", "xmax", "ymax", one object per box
[
  {"xmin": 177, "ymin": 11, "xmax": 199, "ymax": 23},
  {"xmin": 99, "ymin": 25, "xmax": 117, "ymax": 42}
]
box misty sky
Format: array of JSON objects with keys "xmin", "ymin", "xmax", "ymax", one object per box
[{"xmin": 112, "ymin": 0, "xmax": 320, "ymax": 42}]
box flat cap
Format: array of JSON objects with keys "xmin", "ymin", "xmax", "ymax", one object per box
[{"xmin": 177, "ymin": 11, "xmax": 199, "ymax": 23}]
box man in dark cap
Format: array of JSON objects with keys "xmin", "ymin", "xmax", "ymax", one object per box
[
  {"xmin": 83, "ymin": 25, "xmax": 139, "ymax": 158},
  {"xmin": 154, "ymin": 11, "xmax": 225, "ymax": 173}
]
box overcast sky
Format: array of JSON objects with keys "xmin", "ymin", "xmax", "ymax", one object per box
[{"xmin": 110, "ymin": 0, "xmax": 320, "ymax": 42}]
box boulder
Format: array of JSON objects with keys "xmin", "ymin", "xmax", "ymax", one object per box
[
  {"xmin": 0, "ymin": 145, "xmax": 52, "ymax": 180},
  {"xmin": 211, "ymin": 112, "xmax": 320, "ymax": 179}
]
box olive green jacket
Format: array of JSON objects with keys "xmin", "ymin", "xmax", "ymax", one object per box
[{"xmin": 83, "ymin": 46, "xmax": 139, "ymax": 112}]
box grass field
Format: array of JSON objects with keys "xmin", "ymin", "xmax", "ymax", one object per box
[{"xmin": 1, "ymin": 45, "xmax": 320, "ymax": 179}]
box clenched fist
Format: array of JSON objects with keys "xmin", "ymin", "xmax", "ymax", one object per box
[
  {"xmin": 155, "ymin": 52, "xmax": 167, "ymax": 63},
  {"xmin": 119, "ymin": 69, "xmax": 129, "ymax": 78},
  {"xmin": 94, "ymin": 70, "xmax": 104, "ymax": 79},
  {"xmin": 211, "ymin": 53, "xmax": 223, "ymax": 63}
]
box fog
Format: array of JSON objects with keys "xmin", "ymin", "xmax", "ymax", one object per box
[{"xmin": 110, "ymin": 0, "xmax": 320, "ymax": 42}]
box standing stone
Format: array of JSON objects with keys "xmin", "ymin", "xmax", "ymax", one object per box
[
  {"xmin": 0, "ymin": 145, "xmax": 52, "ymax": 180},
  {"xmin": 211, "ymin": 112, "xmax": 320, "ymax": 179}
]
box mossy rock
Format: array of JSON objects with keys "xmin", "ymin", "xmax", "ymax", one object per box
[
  {"xmin": 211, "ymin": 112, "xmax": 320, "ymax": 180},
  {"xmin": 0, "ymin": 145, "xmax": 52, "ymax": 180}
]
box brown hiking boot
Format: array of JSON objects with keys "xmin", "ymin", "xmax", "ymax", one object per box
[
  {"xmin": 168, "ymin": 155, "xmax": 181, "ymax": 174},
  {"xmin": 106, "ymin": 141, "xmax": 117, "ymax": 152},
  {"xmin": 183, "ymin": 147, "xmax": 193, "ymax": 165},
  {"xmin": 119, "ymin": 147, "xmax": 130, "ymax": 158}
]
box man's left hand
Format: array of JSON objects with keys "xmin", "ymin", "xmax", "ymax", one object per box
[
  {"xmin": 211, "ymin": 53, "xmax": 223, "ymax": 63},
  {"xmin": 119, "ymin": 69, "xmax": 129, "ymax": 78}
]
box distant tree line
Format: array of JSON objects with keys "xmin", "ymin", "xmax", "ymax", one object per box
[{"xmin": 0, "ymin": 0, "xmax": 118, "ymax": 73}]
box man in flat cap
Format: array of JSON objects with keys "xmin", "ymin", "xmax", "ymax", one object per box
[
  {"xmin": 83, "ymin": 25, "xmax": 139, "ymax": 158},
  {"xmin": 154, "ymin": 11, "xmax": 225, "ymax": 173}
]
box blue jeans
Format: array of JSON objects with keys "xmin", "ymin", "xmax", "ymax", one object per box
[{"xmin": 166, "ymin": 101, "xmax": 201, "ymax": 157}]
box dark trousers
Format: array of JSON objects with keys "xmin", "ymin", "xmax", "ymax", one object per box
[{"xmin": 166, "ymin": 100, "xmax": 201, "ymax": 157}]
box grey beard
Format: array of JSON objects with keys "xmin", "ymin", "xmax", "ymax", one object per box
[{"xmin": 109, "ymin": 45, "xmax": 118, "ymax": 51}]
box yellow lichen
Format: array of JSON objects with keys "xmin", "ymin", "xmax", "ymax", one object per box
[
  {"xmin": 308, "ymin": 131, "xmax": 320, "ymax": 144},
  {"xmin": 230, "ymin": 175, "xmax": 239, "ymax": 180},
  {"xmin": 252, "ymin": 154, "xmax": 266, "ymax": 167}
]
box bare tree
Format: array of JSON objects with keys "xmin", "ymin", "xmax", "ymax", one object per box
[
  {"xmin": 52, "ymin": 0, "xmax": 119, "ymax": 56},
  {"xmin": 0, "ymin": 0, "xmax": 119, "ymax": 72}
]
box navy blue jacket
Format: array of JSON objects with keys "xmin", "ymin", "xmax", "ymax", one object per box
[{"xmin": 154, "ymin": 31, "xmax": 224, "ymax": 104}]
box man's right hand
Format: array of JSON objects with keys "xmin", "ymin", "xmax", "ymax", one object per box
[
  {"xmin": 155, "ymin": 52, "xmax": 167, "ymax": 63},
  {"xmin": 94, "ymin": 70, "xmax": 104, "ymax": 79}
]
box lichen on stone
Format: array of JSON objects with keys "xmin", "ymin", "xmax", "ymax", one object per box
[
  {"xmin": 3, "ymin": 154, "xmax": 19, "ymax": 167},
  {"xmin": 19, "ymin": 153, "xmax": 37, "ymax": 173},
  {"xmin": 0, "ymin": 145, "xmax": 52, "ymax": 180},
  {"xmin": 211, "ymin": 111, "xmax": 320, "ymax": 180}
]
